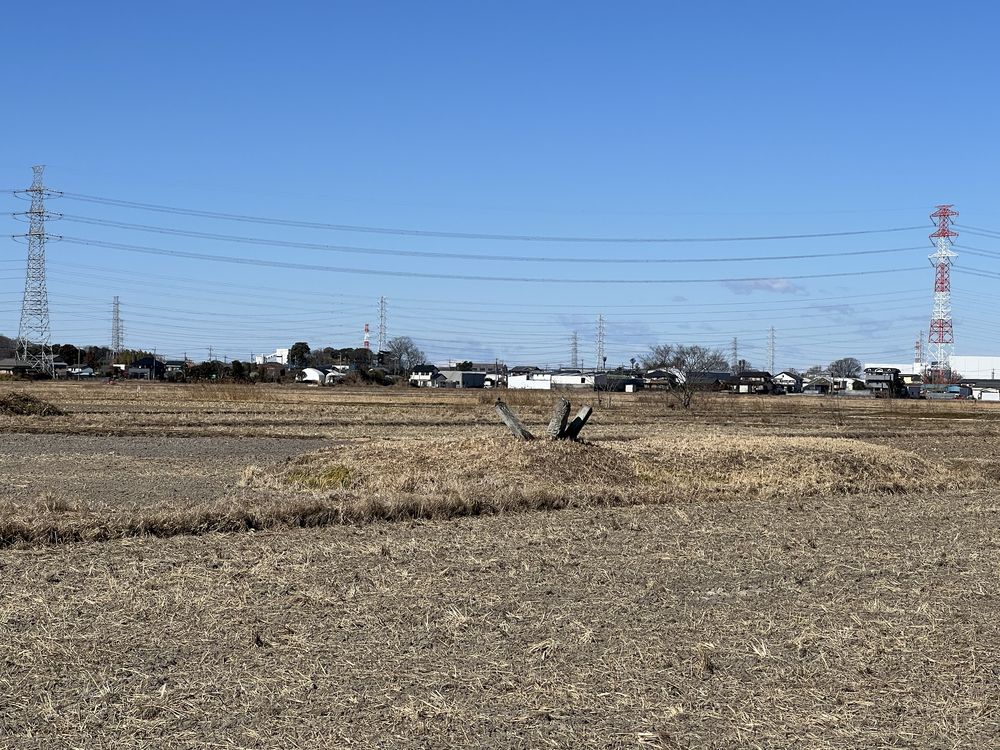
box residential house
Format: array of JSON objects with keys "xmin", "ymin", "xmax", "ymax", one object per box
[
  {"xmin": 606, "ymin": 375, "xmax": 645, "ymax": 392},
  {"xmin": 642, "ymin": 369, "xmax": 681, "ymax": 389},
  {"xmin": 863, "ymin": 367, "xmax": 907, "ymax": 397},
  {"xmin": 833, "ymin": 377, "xmax": 866, "ymax": 392},
  {"xmin": 165, "ymin": 359, "xmax": 191, "ymax": 377},
  {"xmin": 685, "ymin": 371, "xmax": 732, "ymax": 391},
  {"xmin": 128, "ymin": 356, "xmax": 165, "ymax": 380},
  {"xmin": 772, "ymin": 371, "xmax": 803, "ymax": 393},
  {"xmin": 729, "ymin": 370, "xmax": 775, "ymax": 395},
  {"xmin": 803, "ymin": 376, "xmax": 833, "ymax": 394},
  {"xmin": 437, "ymin": 370, "xmax": 487, "ymax": 388},
  {"xmin": 0, "ymin": 356, "xmax": 70, "ymax": 378},
  {"xmin": 409, "ymin": 364, "xmax": 445, "ymax": 388},
  {"xmin": 440, "ymin": 360, "xmax": 506, "ymax": 374}
]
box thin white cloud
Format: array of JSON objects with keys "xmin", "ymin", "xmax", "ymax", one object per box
[{"xmin": 723, "ymin": 278, "xmax": 805, "ymax": 295}]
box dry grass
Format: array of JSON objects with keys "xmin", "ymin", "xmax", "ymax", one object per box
[
  {"xmin": 628, "ymin": 433, "xmax": 953, "ymax": 498},
  {"xmin": 0, "ymin": 391, "xmax": 64, "ymax": 416},
  {"xmin": 0, "ymin": 430, "xmax": 965, "ymax": 546},
  {"xmin": 3, "ymin": 495, "xmax": 998, "ymax": 748},
  {"xmin": 3, "ymin": 383, "xmax": 1000, "ymax": 747},
  {"xmin": 262, "ymin": 431, "xmax": 955, "ymax": 504}
]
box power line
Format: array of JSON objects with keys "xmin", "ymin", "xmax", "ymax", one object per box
[
  {"xmin": 54, "ymin": 191, "xmax": 924, "ymax": 243},
  {"xmin": 955, "ymin": 224, "xmax": 1000, "ymax": 238},
  {"xmin": 52, "ymin": 214, "xmax": 925, "ymax": 265},
  {"xmin": 58, "ymin": 235, "xmax": 927, "ymax": 285},
  {"xmin": 38, "ymin": 258, "xmax": 931, "ymax": 310}
]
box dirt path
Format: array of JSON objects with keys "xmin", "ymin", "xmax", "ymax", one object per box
[{"xmin": 0, "ymin": 434, "xmax": 327, "ymax": 502}]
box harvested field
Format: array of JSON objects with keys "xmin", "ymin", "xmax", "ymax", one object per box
[{"xmin": 1, "ymin": 381, "xmax": 999, "ymax": 748}]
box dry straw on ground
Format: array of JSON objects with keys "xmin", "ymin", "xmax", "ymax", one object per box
[
  {"xmin": 0, "ymin": 431, "xmax": 962, "ymax": 546},
  {"xmin": 0, "ymin": 391, "xmax": 64, "ymax": 416},
  {"xmin": 4, "ymin": 384, "xmax": 1000, "ymax": 748}
]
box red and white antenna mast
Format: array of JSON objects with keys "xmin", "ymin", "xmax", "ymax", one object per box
[{"xmin": 927, "ymin": 205, "xmax": 958, "ymax": 383}]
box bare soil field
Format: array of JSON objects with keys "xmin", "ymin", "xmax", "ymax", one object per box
[{"xmin": 1, "ymin": 382, "xmax": 999, "ymax": 748}]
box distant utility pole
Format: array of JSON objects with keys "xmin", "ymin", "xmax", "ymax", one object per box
[
  {"xmin": 111, "ymin": 296, "xmax": 124, "ymax": 360},
  {"xmin": 595, "ymin": 316, "xmax": 606, "ymax": 371},
  {"xmin": 15, "ymin": 165, "xmax": 58, "ymax": 376},
  {"xmin": 570, "ymin": 331, "xmax": 579, "ymax": 368},
  {"xmin": 767, "ymin": 327, "xmax": 775, "ymax": 374},
  {"xmin": 378, "ymin": 296, "xmax": 387, "ymax": 352}
]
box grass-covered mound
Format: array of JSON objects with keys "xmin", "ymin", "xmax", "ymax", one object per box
[
  {"xmin": 249, "ymin": 435, "xmax": 641, "ymax": 513},
  {"xmin": 0, "ymin": 433, "xmax": 958, "ymax": 547},
  {"xmin": 626, "ymin": 434, "xmax": 952, "ymax": 499},
  {"xmin": 248, "ymin": 432, "xmax": 954, "ymax": 515}
]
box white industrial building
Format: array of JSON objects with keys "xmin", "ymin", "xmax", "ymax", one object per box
[
  {"xmin": 508, "ymin": 370, "xmax": 608, "ymax": 390},
  {"xmin": 254, "ymin": 348, "xmax": 290, "ymax": 366},
  {"xmin": 949, "ymin": 356, "xmax": 1000, "ymax": 380}
]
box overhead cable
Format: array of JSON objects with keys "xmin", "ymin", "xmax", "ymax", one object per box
[
  {"xmin": 56, "ymin": 192, "xmax": 923, "ymax": 243},
  {"xmin": 54, "ymin": 215, "xmax": 924, "ymax": 264},
  {"xmin": 60, "ymin": 235, "xmax": 925, "ymax": 285}
]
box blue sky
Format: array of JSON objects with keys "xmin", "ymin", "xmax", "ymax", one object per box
[{"xmin": 3, "ymin": 2, "xmax": 999, "ymax": 369}]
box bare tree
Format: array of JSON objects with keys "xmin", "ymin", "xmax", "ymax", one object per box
[
  {"xmin": 829, "ymin": 357, "xmax": 862, "ymax": 378},
  {"xmin": 641, "ymin": 344, "xmax": 729, "ymax": 373},
  {"xmin": 385, "ymin": 336, "xmax": 426, "ymax": 375},
  {"xmin": 642, "ymin": 343, "xmax": 729, "ymax": 409}
]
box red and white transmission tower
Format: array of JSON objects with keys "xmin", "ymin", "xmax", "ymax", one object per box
[{"xmin": 927, "ymin": 205, "xmax": 958, "ymax": 382}]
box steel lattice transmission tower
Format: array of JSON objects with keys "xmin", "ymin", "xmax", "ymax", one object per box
[
  {"xmin": 927, "ymin": 205, "xmax": 958, "ymax": 382},
  {"xmin": 767, "ymin": 327, "xmax": 775, "ymax": 374},
  {"xmin": 15, "ymin": 166, "xmax": 58, "ymax": 375},
  {"xmin": 377, "ymin": 296, "xmax": 387, "ymax": 352},
  {"xmin": 595, "ymin": 316, "xmax": 606, "ymax": 370},
  {"xmin": 570, "ymin": 331, "xmax": 579, "ymax": 368},
  {"xmin": 111, "ymin": 296, "xmax": 124, "ymax": 360}
]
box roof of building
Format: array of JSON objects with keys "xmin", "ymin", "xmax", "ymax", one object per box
[
  {"xmin": 959, "ymin": 377, "xmax": 1000, "ymax": 388},
  {"xmin": 0, "ymin": 356, "xmax": 68, "ymax": 369}
]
